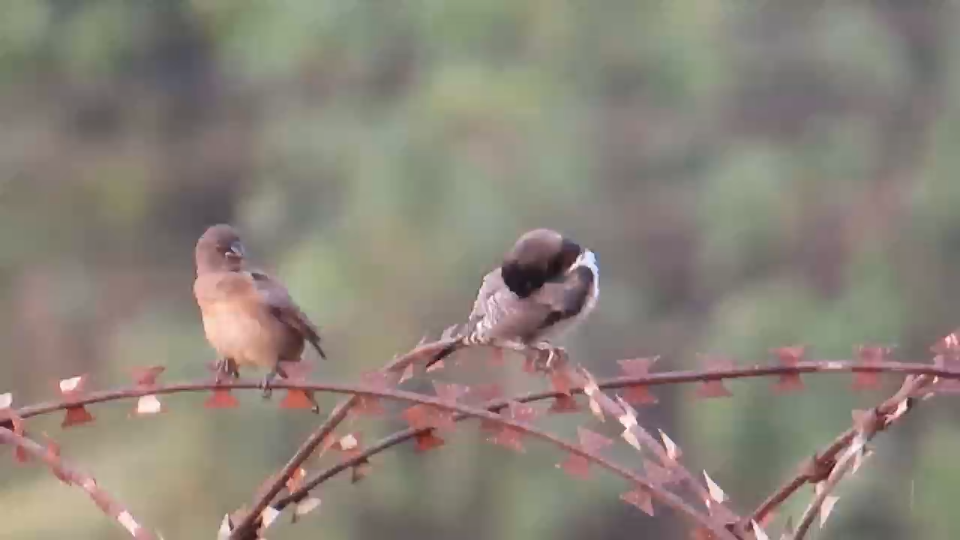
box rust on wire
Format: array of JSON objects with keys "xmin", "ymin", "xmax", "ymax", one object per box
[
  {"xmin": 558, "ymin": 427, "xmax": 614, "ymax": 480},
  {"xmin": 58, "ymin": 375, "xmax": 95, "ymax": 429},
  {"xmin": 99, "ymin": 372, "xmax": 735, "ymax": 538},
  {"xmin": 621, "ymin": 486, "xmax": 655, "ymax": 516},
  {"xmin": 0, "ymin": 427, "xmax": 157, "ymax": 540},
  {"xmin": 227, "ymin": 338, "xmax": 456, "ymax": 539},
  {"xmin": 130, "ymin": 366, "xmax": 165, "ymax": 387},
  {"xmin": 695, "ymin": 357, "xmax": 734, "ymax": 399},
  {"xmin": 10, "ymin": 340, "xmax": 960, "ymax": 539},
  {"xmin": 852, "ymin": 345, "xmax": 890, "ymax": 391},
  {"xmin": 549, "ymin": 393, "xmax": 580, "ymax": 414},
  {"xmin": 432, "ymin": 380, "xmax": 469, "ymax": 402},
  {"xmin": 0, "ymin": 394, "xmax": 28, "ymax": 463},
  {"xmin": 569, "ymin": 363, "xmax": 736, "ymax": 526},
  {"xmin": 354, "ymin": 395, "xmax": 386, "ymax": 416},
  {"xmin": 278, "ymin": 384, "xmax": 653, "ymax": 512},
  {"xmin": 789, "ymin": 374, "xmax": 931, "ymax": 539},
  {"xmin": 279, "ymin": 390, "xmax": 317, "ymax": 410},
  {"xmin": 549, "ymin": 367, "xmax": 575, "ymax": 396},
  {"xmin": 771, "ymin": 347, "xmax": 805, "ymax": 393},
  {"xmin": 618, "ymin": 357, "xmax": 660, "ymax": 405},
  {"xmin": 558, "ymin": 453, "xmax": 592, "ymax": 479},
  {"xmin": 577, "ymin": 427, "xmax": 613, "ymax": 454},
  {"xmin": 413, "ymin": 430, "xmax": 446, "ymax": 453},
  {"xmin": 744, "ymin": 371, "xmax": 934, "ymax": 537},
  {"xmin": 930, "ymin": 329, "xmax": 960, "ymax": 358},
  {"xmin": 644, "ymin": 459, "xmax": 678, "ymax": 487},
  {"xmin": 277, "ymin": 360, "xmax": 319, "ymax": 411},
  {"xmin": 16, "ymin": 360, "xmax": 960, "ymax": 425},
  {"xmin": 204, "ymin": 387, "xmax": 239, "ymax": 409},
  {"xmin": 130, "ymin": 366, "xmax": 166, "ymax": 417},
  {"xmin": 353, "ymin": 371, "xmax": 396, "ymax": 417}
]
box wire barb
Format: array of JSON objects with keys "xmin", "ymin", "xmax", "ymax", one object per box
[
  {"xmin": 0, "ymin": 427, "xmax": 157, "ymax": 539},
  {"xmin": 5, "ymin": 338, "xmax": 957, "ymax": 539}
]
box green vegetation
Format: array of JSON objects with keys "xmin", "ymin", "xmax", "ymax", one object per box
[{"xmin": 0, "ymin": 1, "xmax": 957, "ymax": 538}]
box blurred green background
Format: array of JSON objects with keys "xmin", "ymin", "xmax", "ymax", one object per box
[{"xmin": 2, "ymin": 0, "xmax": 960, "ymax": 538}]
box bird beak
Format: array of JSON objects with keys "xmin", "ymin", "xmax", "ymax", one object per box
[{"xmin": 226, "ymin": 241, "xmax": 245, "ymax": 261}]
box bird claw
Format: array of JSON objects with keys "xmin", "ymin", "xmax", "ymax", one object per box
[
  {"xmin": 532, "ymin": 343, "xmax": 567, "ymax": 372},
  {"xmin": 214, "ymin": 358, "xmax": 239, "ymax": 384},
  {"xmin": 548, "ymin": 347, "xmax": 569, "ymax": 369},
  {"xmin": 260, "ymin": 375, "xmax": 273, "ymax": 400}
]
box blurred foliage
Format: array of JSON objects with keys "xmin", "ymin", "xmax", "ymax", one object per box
[{"xmin": 1, "ymin": 0, "xmax": 960, "ymax": 538}]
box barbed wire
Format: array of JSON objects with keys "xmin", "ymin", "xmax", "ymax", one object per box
[{"xmin": 3, "ymin": 333, "xmax": 959, "ymax": 539}]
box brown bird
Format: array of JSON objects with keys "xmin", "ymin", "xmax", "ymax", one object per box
[
  {"xmin": 428, "ymin": 228, "xmax": 599, "ymax": 369},
  {"xmin": 193, "ymin": 224, "xmax": 326, "ymax": 407}
]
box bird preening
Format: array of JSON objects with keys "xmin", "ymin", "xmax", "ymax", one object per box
[
  {"xmin": 192, "ymin": 225, "xmax": 598, "ymax": 411},
  {"xmin": 427, "ymin": 228, "xmax": 599, "ymax": 370},
  {"xmin": 193, "ymin": 224, "xmax": 326, "ymax": 412}
]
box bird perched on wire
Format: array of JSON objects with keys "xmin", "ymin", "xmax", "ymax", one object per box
[
  {"xmin": 427, "ymin": 228, "xmax": 599, "ymax": 370},
  {"xmin": 193, "ymin": 224, "xmax": 326, "ymax": 410}
]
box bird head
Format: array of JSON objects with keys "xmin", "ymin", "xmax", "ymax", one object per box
[
  {"xmin": 500, "ymin": 229, "xmax": 583, "ymax": 298},
  {"xmin": 195, "ymin": 224, "xmax": 246, "ymax": 273}
]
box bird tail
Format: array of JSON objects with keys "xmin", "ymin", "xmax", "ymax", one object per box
[
  {"xmin": 424, "ymin": 328, "xmax": 492, "ymax": 369},
  {"xmin": 309, "ymin": 338, "xmax": 327, "ymax": 360},
  {"xmin": 425, "ymin": 341, "xmax": 460, "ymax": 370}
]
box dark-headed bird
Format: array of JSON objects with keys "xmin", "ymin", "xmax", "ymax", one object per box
[
  {"xmin": 427, "ymin": 228, "xmax": 599, "ymax": 369},
  {"xmin": 193, "ymin": 224, "xmax": 326, "ymax": 408}
]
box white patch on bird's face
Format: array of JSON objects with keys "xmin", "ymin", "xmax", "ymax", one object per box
[
  {"xmin": 575, "ymin": 249, "xmax": 599, "ymax": 280},
  {"xmin": 571, "ymin": 248, "xmax": 599, "ymax": 322}
]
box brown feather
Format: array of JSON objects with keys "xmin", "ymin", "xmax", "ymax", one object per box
[
  {"xmin": 250, "ymin": 271, "xmax": 327, "ymax": 359},
  {"xmin": 193, "ymin": 225, "xmax": 327, "ymax": 374}
]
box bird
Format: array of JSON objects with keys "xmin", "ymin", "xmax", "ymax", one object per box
[
  {"xmin": 427, "ymin": 228, "xmax": 599, "ymax": 370},
  {"xmin": 193, "ymin": 224, "xmax": 326, "ymax": 409}
]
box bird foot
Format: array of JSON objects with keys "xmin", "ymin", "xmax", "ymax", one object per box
[
  {"xmin": 261, "ymin": 364, "xmax": 289, "ymax": 400},
  {"xmin": 532, "ymin": 343, "xmax": 567, "ymax": 372},
  {"xmin": 214, "ymin": 358, "xmax": 239, "ymax": 384},
  {"xmin": 260, "ymin": 374, "xmax": 274, "ymax": 400}
]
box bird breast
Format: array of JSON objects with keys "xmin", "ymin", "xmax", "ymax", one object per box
[
  {"xmin": 472, "ymin": 288, "xmax": 513, "ymax": 339},
  {"xmin": 199, "ymin": 300, "xmax": 303, "ymax": 368}
]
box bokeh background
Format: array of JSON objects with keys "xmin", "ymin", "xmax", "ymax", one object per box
[{"xmin": 2, "ymin": 1, "xmax": 960, "ymax": 538}]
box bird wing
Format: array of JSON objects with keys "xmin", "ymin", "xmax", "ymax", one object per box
[
  {"xmin": 463, "ymin": 267, "xmax": 528, "ymax": 338},
  {"xmin": 427, "ymin": 265, "xmax": 592, "ymax": 367},
  {"xmin": 531, "ymin": 266, "xmax": 596, "ymax": 330},
  {"xmin": 468, "ymin": 268, "xmax": 506, "ymax": 322},
  {"xmin": 481, "ymin": 266, "xmax": 595, "ymax": 342},
  {"xmin": 248, "ymin": 270, "xmax": 326, "ymax": 359}
]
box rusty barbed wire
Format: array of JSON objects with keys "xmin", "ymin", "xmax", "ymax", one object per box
[
  {"xmin": 0, "ymin": 426, "xmax": 157, "ymax": 540},
  {"xmin": 227, "ymin": 339, "xmax": 453, "ymax": 539},
  {"xmin": 6, "ymin": 337, "xmax": 960, "ymax": 539},
  {"xmin": 15, "ymin": 360, "xmax": 960, "ymax": 423},
  {"xmin": 273, "ymin": 339, "xmax": 959, "ymax": 539},
  {"xmin": 788, "ymin": 374, "xmax": 930, "ymax": 539},
  {"xmin": 7, "ymin": 375, "xmax": 733, "ymax": 538}
]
